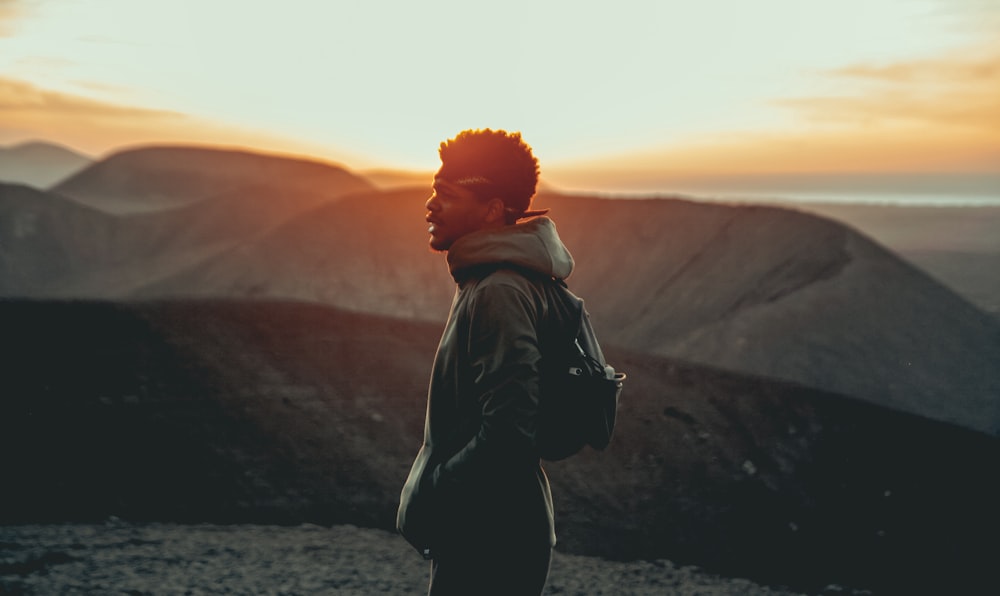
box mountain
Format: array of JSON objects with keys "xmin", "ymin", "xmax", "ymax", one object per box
[
  {"xmin": 899, "ymin": 249, "xmax": 1000, "ymax": 315},
  {"xmin": 792, "ymin": 202, "xmax": 1000, "ymax": 316},
  {"xmin": 1, "ymin": 145, "xmax": 376, "ymax": 297},
  {"xmin": 538, "ymin": 193, "xmax": 1000, "ymax": 435},
  {"xmin": 0, "ymin": 183, "xmax": 117, "ymax": 294},
  {"xmin": 133, "ymin": 188, "xmax": 1000, "ymax": 435},
  {"xmin": 0, "ymin": 181, "xmax": 345, "ymax": 298},
  {"xmin": 50, "ymin": 145, "xmax": 375, "ymax": 213},
  {"xmin": 1, "ymin": 299, "xmax": 995, "ymax": 594},
  {"xmin": 0, "ymin": 141, "xmax": 92, "ymax": 188},
  {"xmin": 360, "ymin": 168, "xmax": 433, "ymax": 189},
  {"xmin": 133, "ymin": 186, "xmax": 456, "ymax": 320},
  {"xmin": 3, "ymin": 170, "xmax": 997, "ymax": 434}
]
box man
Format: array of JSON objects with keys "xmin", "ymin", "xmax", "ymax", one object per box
[{"xmin": 397, "ymin": 129, "xmax": 576, "ymax": 595}]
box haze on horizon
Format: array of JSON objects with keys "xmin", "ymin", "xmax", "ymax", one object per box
[{"xmin": 0, "ymin": 0, "xmax": 997, "ymax": 197}]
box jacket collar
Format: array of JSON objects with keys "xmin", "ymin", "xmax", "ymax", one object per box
[{"xmin": 446, "ymin": 217, "xmax": 575, "ymax": 282}]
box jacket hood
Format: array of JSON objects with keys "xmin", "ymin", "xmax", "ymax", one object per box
[{"xmin": 446, "ymin": 217, "xmax": 575, "ymax": 281}]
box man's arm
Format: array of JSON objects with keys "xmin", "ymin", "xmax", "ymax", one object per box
[{"xmin": 432, "ymin": 279, "xmax": 542, "ymax": 490}]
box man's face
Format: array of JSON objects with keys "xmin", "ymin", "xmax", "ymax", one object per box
[{"xmin": 425, "ymin": 177, "xmax": 492, "ymax": 251}]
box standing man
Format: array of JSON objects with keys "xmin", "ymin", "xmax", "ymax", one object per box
[{"xmin": 397, "ymin": 129, "xmax": 575, "ymax": 595}]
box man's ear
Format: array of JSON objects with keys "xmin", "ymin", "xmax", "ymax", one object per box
[{"xmin": 484, "ymin": 197, "xmax": 506, "ymax": 223}]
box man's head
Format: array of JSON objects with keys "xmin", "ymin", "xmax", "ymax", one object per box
[{"xmin": 425, "ymin": 129, "xmax": 546, "ymax": 251}]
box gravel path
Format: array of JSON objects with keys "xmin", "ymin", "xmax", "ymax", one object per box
[{"xmin": 1, "ymin": 523, "xmax": 808, "ymax": 595}]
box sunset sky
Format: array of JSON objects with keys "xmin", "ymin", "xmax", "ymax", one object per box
[{"xmin": 1, "ymin": 0, "xmax": 997, "ymax": 197}]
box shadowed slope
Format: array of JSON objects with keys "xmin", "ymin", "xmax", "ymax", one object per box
[
  {"xmin": 0, "ymin": 184, "xmax": 117, "ymax": 293},
  {"xmin": 136, "ymin": 188, "xmax": 1000, "ymax": 434},
  {"xmin": 3, "ymin": 181, "xmax": 997, "ymax": 431},
  {"xmin": 901, "ymin": 249, "xmax": 1000, "ymax": 315},
  {"xmin": 791, "ymin": 203, "xmax": 1000, "ymax": 316},
  {"xmin": 0, "ymin": 299, "xmax": 995, "ymax": 594},
  {"xmin": 0, "ymin": 300, "xmax": 437, "ymax": 528},
  {"xmin": 538, "ymin": 193, "xmax": 1000, "ymax": 434},
  {"xmin": 0, "ymin": 182, "xmax": 349, "ymax": 298},
  {"xmin": 135, "ymin": 186, "xmax": 456, "ymax": 320}
]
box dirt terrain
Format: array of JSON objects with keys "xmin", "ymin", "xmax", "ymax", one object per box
[
  {"xmin": 2, "ymin": 146, "xmax": 998, "ymax": 594},
  {"xmin": 1, "ymin": 299, "xmax": 995, "ymax": 594},
  {"xmin": 1, "ymin": 523, "xmax": 813, "ymax": 595}
]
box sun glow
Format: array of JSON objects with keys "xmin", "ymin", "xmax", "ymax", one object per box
[{"xmin": 0, "ymin": 0, "xmax": 997, "ymax": 190}]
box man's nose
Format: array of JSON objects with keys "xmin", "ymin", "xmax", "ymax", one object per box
[{"xmin": 425, "ymin": 194, "xmax": 439, "ymax": 211}]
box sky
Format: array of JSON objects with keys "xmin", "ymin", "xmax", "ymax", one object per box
[{"xmin": 0, "ymin": 0, "xmax": 998, "ymax": 197}]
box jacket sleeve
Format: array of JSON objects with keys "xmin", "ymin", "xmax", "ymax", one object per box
[{"xmin": 432, "ymin": 279, "xmax": 542, "ymax": 490}]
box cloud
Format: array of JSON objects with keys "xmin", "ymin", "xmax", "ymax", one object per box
[
  {"xmin": 548, "ymin": 123, "xmax": 999, "ymax": 185},
  {"xmin": 526, "ymin": 6, "xmax": 1000, "ymax": 186},
  {"xmin": 775, "ymin": 91, "xmax": 1000, "ymax": 133},
  {"xmin": 0, "ymin": 77, "xmax": 360, "ymax": 163},
  {"xmin": 0, "ymin": 77, "xmax": 193, "ymax": 155},
  {"xmin": 829, "ymin": 55, "xmax": 1000, "ymax": 84},
  {"xmin": 548, "ymin": 45, "xmax": 1000, "ymax": 182},
  {"xmin": 672, "ymin": 40, "xmax": 1000, "ymax": 178},
  {"xmin": 0, "ymin": 0, "xmax": 29, "ymax": 37},
  {"xmin": 776, "ymin": 48, "xmax": 1000, "ymax": 134},
  {"xmin": 0, "ymin": 78, "xmax": 181, "ymax": 118}
]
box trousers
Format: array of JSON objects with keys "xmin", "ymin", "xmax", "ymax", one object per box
[{"xmin": 427, "ymin": 543, "xmax": 552, "ymax": 595}]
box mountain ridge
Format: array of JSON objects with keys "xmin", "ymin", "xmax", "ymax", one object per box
[
  {"xmin": 122, "ymin": 188, "xmax": 1000, "ymax": 434},
  {"xmin": 50, "ymin": 145, "xmax": 375, "ymax": 213},
  {"xmin": 0, "ymin": 140, "xmax": 93, "ymax": 188},
  {"xmin": 1, "ymin": 145, "xmax": 997, "ymax": 435}
]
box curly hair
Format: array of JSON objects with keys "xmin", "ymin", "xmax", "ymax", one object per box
[{"xmin": 437, "ymin": 129, "xmax": 541, "ymax": 221}]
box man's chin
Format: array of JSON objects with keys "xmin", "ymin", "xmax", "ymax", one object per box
[{"xmin": 428, "ymin": 236, "xmax": 450, "ymax": 252}]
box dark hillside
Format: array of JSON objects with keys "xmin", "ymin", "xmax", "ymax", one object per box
[
  {"xmin": 0, "ymin": 182, "xmax": 348, "ymax": 299},
  {"xmin": 0, "ymin": 184, "xmax": 117, "ymax": 293},
  {"xmin": 0, "ymin": 299, "xmax": 436, "ymax": 528},
  {"xmin": 1, "ymin": 299, "xmax": 995, "ymax": 594},
  {"xmin": 136, "ymin": 189, "xmax": 1000, "ymax": 435},
  {"xmin": 134, "ymin": 186, "xmax": 456, "ymax": 320}
]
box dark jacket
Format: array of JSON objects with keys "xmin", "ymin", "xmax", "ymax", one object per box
[{"xmin": 397, "ymin": 217, "xmax": 575, "ymax": 557}]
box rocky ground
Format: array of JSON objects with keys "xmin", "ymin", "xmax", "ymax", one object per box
[
  {"xmin": 2, "ymin": 300, "xmax": 996, "ymax": 594},
  {"xmin": 0, "ymin": 522, "xmax": 819, "ymax": 595}
]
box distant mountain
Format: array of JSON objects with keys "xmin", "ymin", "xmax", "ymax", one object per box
[
  {"xmin": 0, "ymin": 180, "xmax": 344, "ymax": 298},
  {"xmin": 900, "ymin": 249, "xmax": 1000, "ymax": 316},
  {"xmin": 133, "ymin": 186, "xmax": 455, "ymax": 320},
  {"xmin": 540, "ymin": 193, "xmax": 1000, "ymax": 435},
  {"xmin": 0, "ymin": 141, "xmax": 92, "ymax": 188},
  {"xmin": 51, "ymin": 145, "xmax": 375, "ymax": 213},
  {"xmin": 792, "ymin": 203, "xmax": 1000, "ymax": 317},
  {"xmin": 2, "ymin": 176, "xmax": 997, "ymax": 434},
  {"xmin": 360, "ymin": 168, "xmax": 433, "ymax": 189},
  {"xmin": 0, "ymin": 183, "xmax": 116, "ymax": 294},
  {"xmin": 131, "ymin": 189, "xmax": 1000, "ymax": 435},
  {"xmin": 1, "ymin": 299, "xmax": 995, "ymax": 594},
  {"xmin": 1, "ymin": 145, "xmax": 377, "ymax": 296}
]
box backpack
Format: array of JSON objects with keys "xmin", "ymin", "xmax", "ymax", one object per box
[{"xmin": 537, "ymin": 279, "xmax": 626, "ymax": 461}]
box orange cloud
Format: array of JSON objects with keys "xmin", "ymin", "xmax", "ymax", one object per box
[
  {"xmin": 775, "ymin": 93, "xmax": 998, "ymax": 133},
  {"xmin": 663, "ymin": 127, "xmax": 995, "ymax": 173},
  {"xmin": 546, "ymin": 125, "xmax": 1000, "ymax": 194},
  {"xmin": 0, "ymin": 78, "xmax": 180, "ymax": 117},
  {"xmin": 780, "ymin": 48, "xmax": 1000, "ymax": 134},
  {"xmin": 550, "ymin": 124, "xmax": 999, "ymax": 189},
  {"xmin": 0, "ymin": 0, "xmax": 21, "ymax": 36},
  {"xmin": 752, "ymin": 47, "xmax": 1000, "ymax": 171},
  {"xmin": 550, "ymin": 44, "xmax": 1000, "ymax": 185},
  {"xmin": 0, "ymin": 77, "xmax": 199, "ymax": 155},
  {"xmin": 829, "ymin": 54, "xmax": 1000, "ymax": 84},
  {"xmin": 0, "ymin": 78, "xmax": 351, "ymax": 162}
]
